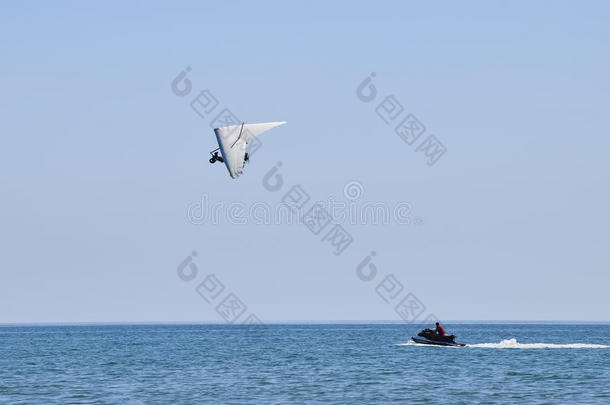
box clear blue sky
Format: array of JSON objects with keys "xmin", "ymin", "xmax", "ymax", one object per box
[{"xmin": 1, "ymin": 1, "xmax": 609, "ymax": 323}]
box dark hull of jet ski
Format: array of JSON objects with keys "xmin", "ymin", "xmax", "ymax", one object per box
[
  {"xmin": 411, "ymin": 336, "xmax": 466, "ymax": 346},
  {"xmin": 411, "ymin": 329, "xmax": 466, "ymax": 347}
]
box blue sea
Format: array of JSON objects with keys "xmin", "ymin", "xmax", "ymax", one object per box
[{"xmin": 1, "ymin": 323, "xmax": 609, "ymax": 404}]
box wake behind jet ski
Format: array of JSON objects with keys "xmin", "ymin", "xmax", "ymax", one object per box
[{"xmin": 411, "ymin": 322, "xmax": 466, "ymax": 347}]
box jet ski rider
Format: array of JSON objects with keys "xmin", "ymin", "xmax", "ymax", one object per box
[{"xmin": 434, "ymin": 322, "xmax": 447, "ymax": 336}]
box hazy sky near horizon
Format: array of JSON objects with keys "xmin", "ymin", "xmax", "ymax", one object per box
[{"xmin": 1, "ymin": 1, "xmax": 609, "ymax": 323}]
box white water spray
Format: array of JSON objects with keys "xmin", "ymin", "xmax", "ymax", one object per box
[{"xmin": 397, "ymin": 338, "xmax": 609, "ymax": 349}]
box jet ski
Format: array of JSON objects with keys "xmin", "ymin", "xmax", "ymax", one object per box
[{"xmin": 411, "ymin": 329, "xmax": 466, "ymax": 347}]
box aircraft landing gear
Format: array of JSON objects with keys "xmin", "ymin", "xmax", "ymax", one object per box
[{"xmin": 209, "ymin": 149, "xmax": 224, "ymax": 164}]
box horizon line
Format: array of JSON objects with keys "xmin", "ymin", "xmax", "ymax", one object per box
[{"xmin": 2, "ymin": 319, "xmax": 610, "ymax": 327}]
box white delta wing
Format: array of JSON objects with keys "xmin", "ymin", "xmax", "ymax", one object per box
[{"xmin": 213, "ymin": 121, "xmax": 286, "ymax": 179}]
